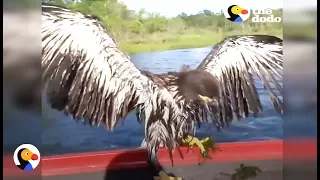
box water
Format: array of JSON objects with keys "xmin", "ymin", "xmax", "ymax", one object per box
[{"xmin": 7, "ymin": 47, "xmax": 312, "ymax": 156}]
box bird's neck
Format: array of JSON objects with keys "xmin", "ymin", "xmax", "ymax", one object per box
[{"xmin": 141, "ymin": 70, "xmax": 177, "ymax": 87}]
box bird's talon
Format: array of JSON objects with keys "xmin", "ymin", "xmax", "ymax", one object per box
[{"xmin": 182, "ymin": 135, "xmax": 217, "ymax": 162}]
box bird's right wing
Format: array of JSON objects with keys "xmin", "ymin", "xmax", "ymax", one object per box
[
  {"xmin": 196, "ymin": 35, "xmax": 283, "ymax": 127},
  {"xmin": 42, "ymin": 5, "xmax": 182, "ymax": 143}
]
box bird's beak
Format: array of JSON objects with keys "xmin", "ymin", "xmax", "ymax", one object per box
[
  {"xmin": 31, "ymin": 154, "xmax": 38, "ymax": 160},
  {"xmin": 198, "ymin": 95, "xmax": 214, "ymax": 104},
  {"xmin": 241, "ymin": 9, "xmax": 248, "ymax": 14}
]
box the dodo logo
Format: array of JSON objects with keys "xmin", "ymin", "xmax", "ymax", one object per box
[
  {"xmin": 223, "ymin": 5, "xmax": 250, "ymax": 22},
  {"xmin": 223, "ymin": 5, "xmax": 282, "ymax": 23},
  {"xmin": 13, "ymin": 144, "xmax": 40, "ymax": 171}
]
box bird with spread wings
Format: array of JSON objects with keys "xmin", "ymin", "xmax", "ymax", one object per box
[{"xmin": 42, "ymin": 5, "xmax": 283, "ymax": 179}]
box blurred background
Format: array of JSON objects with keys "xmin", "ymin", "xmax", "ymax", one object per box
[
  {"xmin": 4, "ymin": 1, "xmax": 42, "ymax": 179},
  {"xmin": 282, "ymin": 0, "xmax": 317, "ymax": 180},
  {"xmin": 3, "ymin": 0, "xmax": 317, "ymax": 179}
]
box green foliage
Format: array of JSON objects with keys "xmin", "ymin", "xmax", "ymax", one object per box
[
  {"xmin": 45, "ymin": 0, "xmax": 283, "ymax": 53},
  {"xmin": 127, "ymin": 20, "xmax": 144, "ymax": 34}
]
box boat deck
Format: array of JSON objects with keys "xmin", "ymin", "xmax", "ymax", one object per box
[
  {"xmin": 4, "ymin": 139, "xmax": 316, "ymax": 180},
  {"xmin": 44, "ymin": 159, "xmax": 284, "ymax": 180}
]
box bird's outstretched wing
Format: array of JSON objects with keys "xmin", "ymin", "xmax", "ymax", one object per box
[
  {"xmin": 41, "ymin": 5, "xmax": 182, "ymax": 145},
  {"xmin": 196, "ymin": 35, "xmax": 283, "ymax": 127}
]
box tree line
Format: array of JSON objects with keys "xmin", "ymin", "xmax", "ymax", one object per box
[{"xmin": 44, "ymin": 0, "xmax": 283, "ymax": 53}]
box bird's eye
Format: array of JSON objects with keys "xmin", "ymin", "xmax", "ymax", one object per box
[
  {"xmin": 236, "ymin": 8, "xmax": 239, "ymax": 10},
  {"xmin": 26, "ymin": 152, "xmax": 29, "ymax": 156}
]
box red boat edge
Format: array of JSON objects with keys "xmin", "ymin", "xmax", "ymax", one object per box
[{"xmin": 3, "ymin": 139, "xmax": 316, "ymax": 177}]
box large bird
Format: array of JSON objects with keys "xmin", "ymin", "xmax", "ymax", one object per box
[{"xmin": 42, "ymin": 4, "xmax": 283, "ymax": 177}]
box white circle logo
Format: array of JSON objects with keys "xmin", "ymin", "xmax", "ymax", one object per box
[
  {"xmin": 223, "ymin": 5, "xmax": 251, "ymax": 22},
  {"xmin": 13, "ymin": 144, "xmax": 41, "ymax": 171}
]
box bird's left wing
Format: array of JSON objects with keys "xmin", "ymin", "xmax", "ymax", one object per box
[
  {"xmin": 196, "ymin": 35, "xmax": 283, "ymax": 127},
  {"xmin": 42, "ymin": 5, "xmax": 183, "ymax": 138}
]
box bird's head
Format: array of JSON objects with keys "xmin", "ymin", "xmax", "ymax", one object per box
[
  {"xmin": 228, "ymin": 5, "xmax": 248, "ymax": 16},
  {"xmin": 18, "ymin": 148, "xmax": 38, "ymax": 162}
]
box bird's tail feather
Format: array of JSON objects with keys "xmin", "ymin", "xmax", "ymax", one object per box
[{"xmin": 136, "ymin": 87, "xmax": 185, "ymax": 169}]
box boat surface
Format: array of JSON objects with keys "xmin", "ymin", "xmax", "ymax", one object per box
[{"xmin": 4, "ymin": 139, "xmax": 316, "ymax": 180}]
